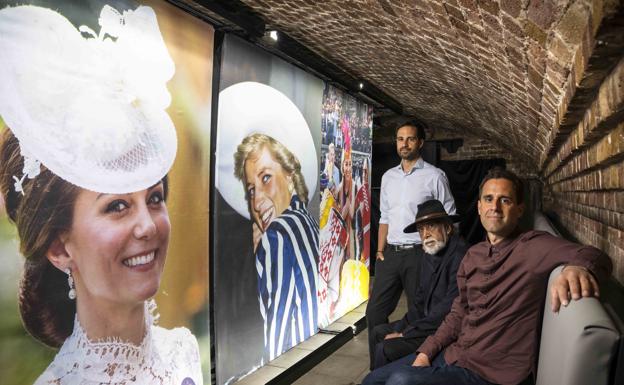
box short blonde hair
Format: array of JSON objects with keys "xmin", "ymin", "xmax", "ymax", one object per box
[{"xmin": 234, "ymin": 133, "xmax": 309, "ymax": 204}]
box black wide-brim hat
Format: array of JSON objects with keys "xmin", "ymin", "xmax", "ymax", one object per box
[{"xmin": 403, "ymin": 199, "xmax": 460, "ymax": 233}]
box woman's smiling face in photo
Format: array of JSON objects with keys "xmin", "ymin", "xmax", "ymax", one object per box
[
  {"xmin": 244, "ymin": 146, "xmax": 292, "ymax": 232},
  {"xmin": 60, "ymin": 182, "xmax": 170, "ymax": 307}
]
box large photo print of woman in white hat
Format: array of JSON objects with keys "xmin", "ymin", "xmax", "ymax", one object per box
[
  {"xmin": 0, "ymin": 1, "xmax": 213, "ymax": 384},
  {"xmin": 213, "ymin": 35, "xmax": 323, "ymax": 385},
  {"xmin": 219, "ymin": 83, "xmax": 319, "ymax": 364}
]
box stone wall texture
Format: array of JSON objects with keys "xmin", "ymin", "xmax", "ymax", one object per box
[
  {"xmin": 241, "ymin": 1, "xmax": 618, "ymax": 166},
  {"xmin": 437, "ymin": 133, "xmax": 536, "ymax": 177},
  {"xmin": 543, "ymin": 57, "xmax": 624, "ymax": 284}
]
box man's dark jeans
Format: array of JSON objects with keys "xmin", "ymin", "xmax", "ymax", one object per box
[{"xmin": 362, "ymin": 351, "xmax": 496, "ymax": 385}]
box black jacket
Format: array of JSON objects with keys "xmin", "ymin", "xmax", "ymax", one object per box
[{"xmin": 393, "ymin": 234, "xmax": 468, "ymax": 338}]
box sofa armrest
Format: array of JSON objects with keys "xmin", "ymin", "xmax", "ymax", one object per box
[{"xmin": 536, "ymin": 266, "xmax": 620, "ymax": 385}]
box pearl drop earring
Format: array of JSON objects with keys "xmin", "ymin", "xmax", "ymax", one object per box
[{"xmin": 65, "ymin": 268, "xmax": 76, "ymax": 300}]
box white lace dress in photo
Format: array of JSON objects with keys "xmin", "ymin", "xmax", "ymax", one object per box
[{"xmin": 34, "ymin": 302, "xmax": 203, "ymax": 385}]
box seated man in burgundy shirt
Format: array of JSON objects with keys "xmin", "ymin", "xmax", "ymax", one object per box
[{"xmin": 362, "ymin": 167, "xmax": 612, "ymax": 385}]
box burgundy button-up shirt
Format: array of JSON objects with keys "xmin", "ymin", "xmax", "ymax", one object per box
[{"xmin": 418, "ymin": 230, "xmax": 612, "ymax": 385}]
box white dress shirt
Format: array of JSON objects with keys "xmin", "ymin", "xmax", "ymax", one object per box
[{"xmin": 379, "ymin": 158, "xmax": 456, "ymax": 245}]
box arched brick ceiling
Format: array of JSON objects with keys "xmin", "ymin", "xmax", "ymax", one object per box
[{"xmin": 233, "ymin": 0, "xmax": 619, "ymax": 172}]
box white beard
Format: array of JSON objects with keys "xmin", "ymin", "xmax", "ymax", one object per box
[{"xmin": 422, "ymin": 235, "xmax": 448, "ymax": 255}]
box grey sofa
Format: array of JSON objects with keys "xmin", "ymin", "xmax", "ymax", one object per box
[{"xmin": 536, "ymin": 266, "xmax": 620, "ymax": 385}]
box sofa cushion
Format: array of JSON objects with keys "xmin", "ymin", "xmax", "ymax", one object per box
[{"xmin": 536, "ymin": 266, "xmax": 620, "ymax": 385}]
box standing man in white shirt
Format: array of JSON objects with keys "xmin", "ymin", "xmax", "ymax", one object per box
[{"xmin": 366, "ymin": 119, "xmax": 456, "ymax": 370}]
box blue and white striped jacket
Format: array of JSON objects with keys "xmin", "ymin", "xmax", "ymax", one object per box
[{"xmin": 256, "ymin": 195, "xmax": 320, "ymax": 362}]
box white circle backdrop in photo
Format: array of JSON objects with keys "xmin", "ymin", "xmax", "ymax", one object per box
[{"xmin": 216, "ymin": 81, "xmax": 318, "ymax": 220}]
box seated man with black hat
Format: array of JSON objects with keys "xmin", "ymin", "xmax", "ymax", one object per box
[{"xmin": 370, "ymin": 199, "xmax": 468, "ymax": 369}]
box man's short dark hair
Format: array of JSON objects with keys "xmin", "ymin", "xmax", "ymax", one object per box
[
  {"xmin": 479, "ymin": 167, "xmax": 524, "ymax": 204},
  {"xmin": 395, "ymin": 119, "xmax": 426, "ymax": 140}
]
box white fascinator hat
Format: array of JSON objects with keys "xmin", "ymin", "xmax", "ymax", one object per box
[
  {"xmin": 216, "ymin": 81, "xmax": 318, "ymax": 220},
  {"xmin": 0, "ymin": 4, "xmax": 177, "ymax": 194}
]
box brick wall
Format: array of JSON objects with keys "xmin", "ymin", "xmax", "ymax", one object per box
[
  {"xmin": 543, "ymin": 58, "xmax": 624, "ymax": 285},
  {"xmin": 239, "ymin": 0, "xmax": 622, "ymax": 170},
  {"xmin": 439, "ymin": 137, "xmax": 501, "ymax": 161},
  {"xmin": 435, "ymin": 133, "xmax": 536, "ymax": 177}
]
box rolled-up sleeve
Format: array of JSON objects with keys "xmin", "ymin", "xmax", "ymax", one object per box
[{"xmin": 379, "ymin": 173, "xmax": 389, "ymax": 225}]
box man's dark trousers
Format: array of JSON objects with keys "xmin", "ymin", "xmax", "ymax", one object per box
[
  {"xmin": 365, "ymin": 246, "xmax": 422, "ymax": 370},
  {"xmin": 372, "ymin": 322, "xmax": 430, "ymax": 369},
  {"xmin": 362, "ymin": 350, "xmax": 496, "ymax": 385}
]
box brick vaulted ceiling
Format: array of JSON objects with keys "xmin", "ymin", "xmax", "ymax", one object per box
[{"xmin": 184, "ymin": 0, "xmax": 623, "ymax": 174}]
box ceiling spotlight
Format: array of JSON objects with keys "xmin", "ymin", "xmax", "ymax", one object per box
[
  {"xmin": 268, "ymin": 30, "xmax": 278, "ymax": 41},
  {"xmin": 358, "ymin": 82, "xmax": 364, "ymax": 90}
]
